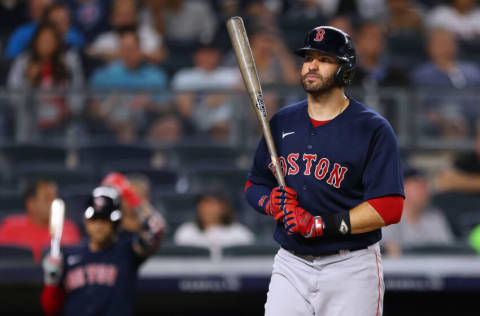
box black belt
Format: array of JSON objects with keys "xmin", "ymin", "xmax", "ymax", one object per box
[{"xmin": 283, "ymin": 245, "xmax": 368, "ymax": 261}]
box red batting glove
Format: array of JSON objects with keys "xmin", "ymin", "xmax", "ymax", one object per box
[
  {"xmin": 102, "ymin": 172, "xmax": 142, "ymax": 209},
  {"xmin": 269, "ymin": 186, "xmax": 298, "ymax": 217},
  {"xmin": 261, "ymin": 186, "xmax": 298, "ymax": 221},
  {"xmin": 283, "ymin": 205, "xmax": 324, "ymax": 238}
]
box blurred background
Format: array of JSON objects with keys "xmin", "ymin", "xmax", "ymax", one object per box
[{"xmin": 1, "ymin": 0, "xmax": 480, "ymax": 315}]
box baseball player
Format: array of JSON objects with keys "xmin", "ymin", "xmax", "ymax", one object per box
[
  {"xmin": 245, "ymin": 26, "xmax": 404, "ymax": 316},
  {"xmin": 41, "ymin": 174, "xmax": 166, "ymax": 316}
]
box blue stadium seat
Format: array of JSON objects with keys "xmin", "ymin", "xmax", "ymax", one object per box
[
  {"xmin": 432, "ymin": 192, "xmax": 480, "ymax": 238},
  {"xmin": 100, "ymin": 165, "xmax": 179, "ymax": 194},
  {"xmin": 155, "ymin": 244, "xmax": 210, "ymax": 257},
  {"xmin": 77, "ymin": 143, "xmax": 153, "ymax": 170},
  {"xmin": 0, "ymin": 245, "xmax": 34, "ymax": 262}
]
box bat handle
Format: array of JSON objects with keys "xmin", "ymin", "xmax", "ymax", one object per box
[{"xmin": 50, "ymin": 238, "xmax": 60, "ymax": 259}]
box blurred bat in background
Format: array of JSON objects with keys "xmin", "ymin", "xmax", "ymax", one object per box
[{"xmin": 49, "ymin": 199, "xmax": 65, "ymax": 259}]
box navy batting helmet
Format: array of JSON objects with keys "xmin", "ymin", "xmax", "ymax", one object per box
[
  {"xmin": 84, "ymin": 186, "xmax": 122, "ymax": 225},
  {"xmin": 295, "ymin": 26, "xmax": 356, "ymax": 86}
]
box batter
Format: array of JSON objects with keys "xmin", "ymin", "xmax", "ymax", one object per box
[{"xmin": 245, "ymin": 26, "xmax": 405, "ymax": 316}]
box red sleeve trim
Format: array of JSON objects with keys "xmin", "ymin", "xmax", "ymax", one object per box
[
  {"xmin": 244, "ymin": 180, "xmax": 253, "ymax": 192},
  {"xmin": 368, "ymin": 195, "xmax": 404, "ymax": 225},
  {"xmin": 41, "ymin": 285, "xmax": 66, "ymax": 316}
]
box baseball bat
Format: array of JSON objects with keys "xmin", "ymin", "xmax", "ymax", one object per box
[
  {"xmin": 226, "ymin": 16, "xmax": 285, "ymax": 186},
  {"xmin": 49, "ymin": 199, "xmax": 65, "ymax": 259}
]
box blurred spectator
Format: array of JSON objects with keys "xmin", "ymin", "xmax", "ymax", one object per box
[
  {"xmin": 426, "ymin": 0, "xmax": 480, "ymax": 40},
  {"xmin": 244, "ymin": 0, "xmax": 280, "ymax": 35},
  {"xmin": 43, "ymin": 3, "xmax": 85, "ymax": 50},
  {"xmin": 0, "ymin": 178, "xmax": 81, "ymax": 262},
  {"xmin": 328, "ymin": 15, "xmax": 355, "ymax": 38},
  {"xmin": 385, "ymin": 0, "xmax": 424, "ymax": 35},
  {"xmin": 172, "ymin": 42, "xmax": 240, "ymax": 90},
  {"xmin": 382, "ymin": 166, "xmax": 455, "ymax": 256},
  {"xmin": 172, "ymin": 42, "xmax": 241, "ymax": 142},
  {"xmin": 90, "ymin": 29, "xmax": 168, "ymax": 89},
  {"xmin": 7, "ymin": 23, "xmax": 84, "ymax": 138},
  {"xmin": 146, "ymin": 112, "xmax": 184, "ymax": 144},
  {"xmin": 150, "ymin": 0, "xmax": 217, "ymax": 44},
  {"xmin": 435, "ymin": 124, "xmax": 480, "ymax": 192},
  {"xmin": 62, "ymin": 0, "xmax": 112, "ymax": 43},
  {"xmin": 250, "ymin": 28, "xmax": 298, "ymax": 86},
  {"xmin": 351, "ymin": 20, "xmax": 409, "ymax": 122},
  {"xmin": 4, "ymin": 0, "xmax": 52, "ymax": 59},
  {"xmin": 0, "ymin": 0, "xmax": 28, "ymax": 47},
  {"xmin": 4, "ymin": 1, "xmax": 85, "ymax": 58},
  {"xmin": 87, "ymin": 0, "xmax": 166, "ymax": 64},
  {"xmin": 353, "ymin": 20, "xmax": 410, "ymax": 88},
  {"xmin": 88, "ymin": 29, "xmax": 168, "ymax": 143},
  {"xmin": 411, "ymin": 28, "xmax": 480, "ymax": 139},
  {"xmin": 174, "ymin": 187, "xmax": 254, "ymax": 250}
]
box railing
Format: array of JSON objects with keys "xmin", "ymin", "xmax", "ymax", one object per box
[{"xmin": 0, "ymin": 86, "xmax": 477, "ymax": 151}]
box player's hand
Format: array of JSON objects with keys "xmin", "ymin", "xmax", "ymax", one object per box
[
  {"xmin": 102, "ymin": 172, "xmax": 142, "ymax": 209},
  {"xmin": 42, "ymin": 254, "xmax": 63, "ymax": 285},
  {"xmin": 283, "ymin": 205, "xmax": 324, "ymax": 238},
  {"xmin": 267, "ymin": 186, "xmax": 298, "ymax": 218}
]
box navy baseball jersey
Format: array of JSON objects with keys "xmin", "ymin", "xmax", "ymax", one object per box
[
  {"xmin": 248, "ymin": 97, "xmax": 404, "ymax": 255},
  {"xmin": 58, "ymin": 232, "xmax": 144, "ymax": 316}
]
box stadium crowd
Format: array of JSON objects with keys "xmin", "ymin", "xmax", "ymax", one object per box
[{"xmin": 0, "ymin": 0, "xmax": 480, "ymax": 261}]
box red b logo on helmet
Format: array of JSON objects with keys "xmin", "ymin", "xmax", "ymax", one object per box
[{"xmin": 314, "ymin": 29, "xmax": 325, "ymax": 42}]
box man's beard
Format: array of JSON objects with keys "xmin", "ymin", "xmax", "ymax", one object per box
[{"xmin": 301, "ymin": 72, "xmax": 336, "ymax": 95}]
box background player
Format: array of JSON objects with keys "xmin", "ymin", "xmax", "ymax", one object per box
[
  {"xmin": 41, "ymin": 173, "xmax": 166, "ymax": 316},
  {"xmin": 245, "ymin": 26, "xmax": 404, "ymax": 316}
]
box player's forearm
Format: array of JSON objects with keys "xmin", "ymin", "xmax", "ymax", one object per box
[
  {"xmin": 244, "ymin": 180, "xmax": 273, "ymax": 215},
  {"xmin": 439, "ymin": 170, "xmax": 480, "ymax": 191},
  {"xmin": 349, "ymin": 202, "xmax": 386, "ymax": 234},
  {"xmin": 133, "ymin": 205, "xmax": 166, "ymax": 256}
]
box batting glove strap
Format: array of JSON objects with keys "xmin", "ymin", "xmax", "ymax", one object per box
[
  {"xmin": 305, "ymin": 216, "xmax": 325, "ymax": 238},
  {"xmin": 321, "ymin": 211, "xmax": 351, "ymax": 237}
]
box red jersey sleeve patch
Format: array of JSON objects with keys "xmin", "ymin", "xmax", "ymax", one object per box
[{"xmin": 368, "ymin": 195, "xmax": 404, "ymax": 225}]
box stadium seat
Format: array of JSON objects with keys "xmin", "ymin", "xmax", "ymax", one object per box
[
  {"xmin": 0, "ymin": 189, "xmax": 24, "ymax": 212},
  {"xmin": 432, "ymin": 192, "xmax": 480, "ymax": 238},
  {"xmin": 155, "ymin": 244, "xmax": 210, "ymax": 257},
  {"xmin": 0, "ymin": 143, "xmax": 66, "ymax": 167},
  {"xmin": 100, "ymin": 165, "xmax": 179, "ymax": 193},
  {"xmin": 13, "ymin": 164, "xmax": 98, "ymax": 191},
  {"xmin": 186, "ymin": 166, "xmax": 249, "ymax": 193},
  {"xmin": 154, "ymin": 192, "xmax": 198, "ymax": 236},
  {"xmin": 169, "ymin": 142, "xmax": 241, "ymax": 168},
  {"xmin": 0, "ymin": 245, "xmax": 34, "ymax": 263},
  {"xmin": 77, "ymin": 143, "xmax": 153, "ymax": 170}
]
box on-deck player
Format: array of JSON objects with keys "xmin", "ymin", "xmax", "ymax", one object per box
[
  {"xmin": 41, "ymin": 174, "xmax": 166, "ymax": 316},
  {"xmin": 245, "ymin": 26, "xmax": 405, "ymax": 316}
]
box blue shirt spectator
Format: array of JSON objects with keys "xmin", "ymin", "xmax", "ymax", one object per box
[
  {"xmin": 61, "ymin": 0, "xmax": 112, "ymax": 43},
  {"xmin": 411, "ymin": 28, "xmax": 480, "ymax": 139},
  {"xmin": 5, "ymin": 22, "xmax": 85, "ymax": 59},
  {"xmin": 90, "ymin": 60, "xmax": 167, "ymax": 89},
  {"xmin": 5, "ymin": 2, "xmax": 86, "ymax": 60}
]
